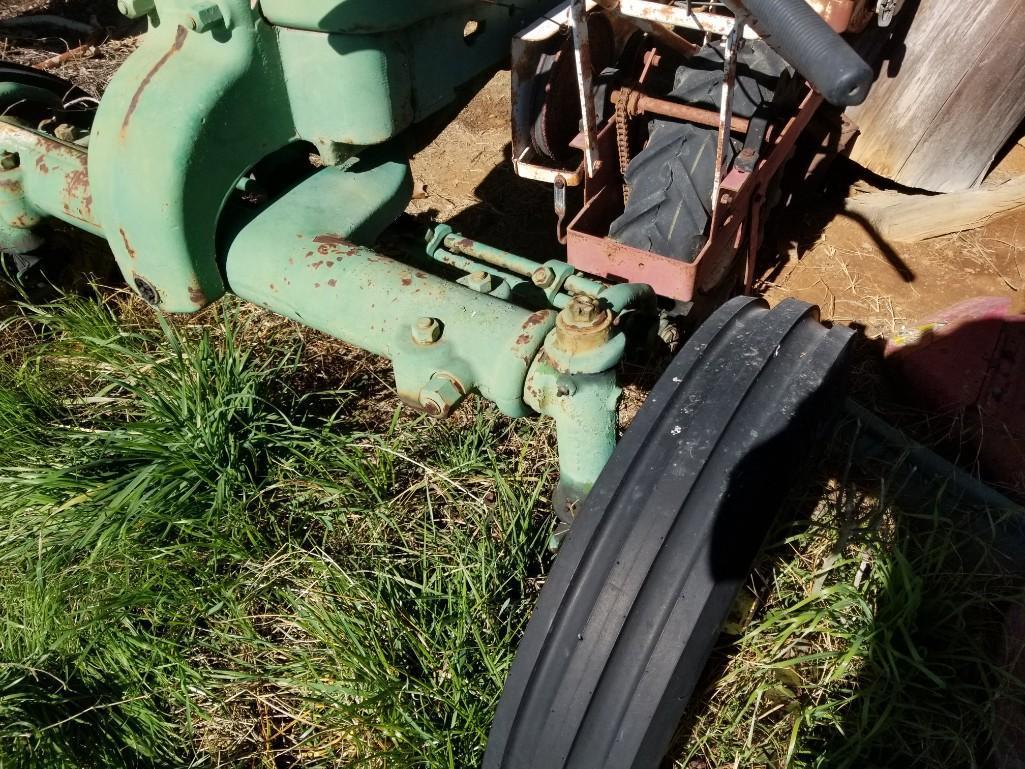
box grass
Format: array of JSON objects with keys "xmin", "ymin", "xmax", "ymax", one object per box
[
  {"xmin": 0, "ymin": 287, "xmax": 1021, "ymax": 768},
  {"xmin": 676, "ymin": 478, "xmax": 1025, "ymax": 769}
]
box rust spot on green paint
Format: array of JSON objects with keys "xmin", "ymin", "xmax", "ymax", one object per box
[
  {"xmin": 327, "ymin": 279, "xmax": 337, "ymax": 287},
  {"xmin": 122, "ymin": 25, "xmax": 188, "ymax": 138},
  {"xmin": 523, "ymin": 311, "xmax": 550, "ymax": 328},
  {"xmin": 188, "ymin": 284, "xmax": 208, "ymax": 306},
  {"xmin": 313, "ymin": 234, "xmax": 346, "ymax": 246},
  {"xmin": 118, "ymin": 228, "xmax": 137, "ymax": 260},
  {"xmin": 34, "ymin": 156, "xmax": 49, "ymax": 174},
  {"xmin": 312, "ymin": 235, "xmax": 361, "ymax": 257},
  {"xmin": 62, "ymin": 168, "xmax": 94, "ymax": 221}
]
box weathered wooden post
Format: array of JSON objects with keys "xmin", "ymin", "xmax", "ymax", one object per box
[{"xmin": 847, "ymin": 0, "xmax": 1025, "ymax": 192}]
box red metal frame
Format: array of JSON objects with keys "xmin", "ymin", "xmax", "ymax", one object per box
[{"xmin": 566, "ymin": 85, "xmax": 824, "ymax": 302}]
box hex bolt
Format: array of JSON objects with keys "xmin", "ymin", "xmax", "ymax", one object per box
[
  {"xmin": 54, "ymin": 124, "xmax": 83, "ymax": 143},
  {"xmin": 412, "ymin": 316, "xmax": 442, "ymax": 345},
  {"xmin": 0, "ymin": 151, "xmax": 20, "ymax": 171},
  {"xmin": 419, "ymin": 377, "xmax": 463, "ymax": 418},
  {"xmin": 532, "ymin": 266, "xmax": 556, "ymax": 289}
]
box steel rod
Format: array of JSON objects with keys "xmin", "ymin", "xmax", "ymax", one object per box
[{"xmin": 611, "ymin": 89, "xmax": 750, "ymax": 134}]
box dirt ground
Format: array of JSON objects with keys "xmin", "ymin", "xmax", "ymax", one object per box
[{"xmin": 761, "ymin": 148, "xmax": 1025, "ymax": 339}]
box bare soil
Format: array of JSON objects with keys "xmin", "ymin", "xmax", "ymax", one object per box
[{"xmin": 761, "ymin": 145, "xmax": 1025, "ymax": 340}]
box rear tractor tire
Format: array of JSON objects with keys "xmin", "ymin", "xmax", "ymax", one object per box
[{"xmin": 609, "ymin": 41, "xmax": 786, "ymax": 262}]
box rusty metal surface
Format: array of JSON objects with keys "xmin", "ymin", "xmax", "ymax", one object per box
[
  {"xmin": 617, "ymin": 0, "xmax": 862, "ymax": 35},
  {"xmin": 552, "ymin": 295, "xmax": 614, "ymax": 356},
  {"xmin": 595, "ymin": 0, "xmax": 703, "ymax": 55},
  {"xmin": 569, "ymin": 0, "xmax": 602, "ymax": 177},
  {"xmin": 568, "ymin": 89, "xmax": 824, "ymax": 301},
  {"xmin": 612, "ymin": 88, "xmax": 752, "ymax": 134},
  {"xmin": 0, "ymin": 120, "xmax": 101, "ymax": 236},
  {"xmin": 617, "ymin": 0, "xmax": 758, "ymax": 38}
]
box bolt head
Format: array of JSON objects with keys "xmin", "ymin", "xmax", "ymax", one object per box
[
  {"xmin": 412, "ymin": 316, "xmax": 442, "ymax": 345},
  {"xmin": 532, "ymin": 267, "xmax": 556, "ymax": 289},
  {"xmin": 0, "ymin": 152, "xmax": 20, "ymax": 171},
  {"xmin": 187, "ymin": 2, "xmax": 224, "ymax": 32},
  {"xmin": 54, "ymin": 124, "xmax": 81, "ymax": 142}
]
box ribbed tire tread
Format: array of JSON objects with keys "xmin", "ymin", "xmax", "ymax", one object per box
[{"xmin": 485, "ymin": 297, "xmax": 853, "ymax": 769}]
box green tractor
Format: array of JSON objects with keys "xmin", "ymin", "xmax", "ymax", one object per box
[{"xmin": 0, "ymin": 1, "xmax": 887, "ymax": 765}]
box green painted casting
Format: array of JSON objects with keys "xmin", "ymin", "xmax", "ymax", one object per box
[
  {"xmin": 524, "ymin": 355, "xmax": 621, "ymax": 518},
  {"xmin": 222, "ymin": 153, "xmax": 557, "ymax": 418},
  {"xmin": 0, "ymin": 123, "xmax": 102, "ymax": 248},
  {"xmin": 83, "ymin": 0, "xmax": 560, "ymax": 312}
]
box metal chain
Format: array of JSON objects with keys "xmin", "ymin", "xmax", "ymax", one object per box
[{"xmin": 615, "ymin": 88, "xmax": 633, "ymax": 205}]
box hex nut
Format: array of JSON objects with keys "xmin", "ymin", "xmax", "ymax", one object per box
[
  {"xmin": 412, "ymin": 316, "xmax": 442, "ymax": 345},
  {"xmin": 532, "ymin": 266, "xmax": 556, "ymax": 289},
  {"xmin": 463, "ymin": 270, "xmax": 493, "ymax": 293},
  {"xmin": 419, "ymin": 377, "xmax": 463, "ymax": 418},
  {"xmin": 553, "ymin": 294, "xmax": 614, "ymax": 356},
  {"xmin": 564, "ymin": 294, "xmax": 602, "ymax": 325},
  {"xmin": 54, "ymin": 124, "xmax": 82, "ymax": 143}
]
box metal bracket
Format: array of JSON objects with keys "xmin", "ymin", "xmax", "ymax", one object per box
[
  {"xmin": 616, "ymin": 0, "xmax": 759, "ymax": 39},
  {"xmin": 735, "ymin": 106, "xmax": 770, "ymax": 173},
  {"xmin": 569, "ymin": 0, "xmax": 601, "ymax": 178},
  {"xmin": 554, "ymin": 174, "xmax": 569, "ymax": 244},
  {"xmin": 711, "ymin": 21, "xmax": 743, "ymax": 209}
]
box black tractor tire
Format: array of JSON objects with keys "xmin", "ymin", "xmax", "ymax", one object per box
[
  {"xmin": 0, "ymin": 60, "xmax": 94, "ymax": 127},
  {"xmin": 609, "ymin": 42, "xmax": 785, "ymax": 261},
  {"xmin": 485, "ymin": 296, "xmax": 853, "ymax": 769}
]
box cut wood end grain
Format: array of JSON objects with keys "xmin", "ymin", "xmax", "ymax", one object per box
[{"xmin": 845, "ymin": 176, "xmax": 1025, "ymax": 242}]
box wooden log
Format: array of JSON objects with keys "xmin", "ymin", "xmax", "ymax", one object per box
[
  {"xmin": 847, "ymin": 0, "xmax": 1025, "ymax": 193},
  {"xmin": 845, "ymin": 175, "xmax": 1025, "ymax": 242}
]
